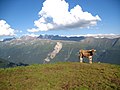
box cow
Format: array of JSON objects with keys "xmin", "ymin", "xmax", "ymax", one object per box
[{"xmin": 78, "ymin": 49, "xmax": 96, "ymax": 64}]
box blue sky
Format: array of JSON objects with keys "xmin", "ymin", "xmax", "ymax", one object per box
[{"xmin": 0, "ymin": 0, "xmax": 120, "ymax": 38}]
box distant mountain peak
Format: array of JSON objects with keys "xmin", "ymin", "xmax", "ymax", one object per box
[
  {"xmin": 20, "ymin": 35, "xmax": 37, "ymax": 40},
  {"xmin": 1, "ymin": 37, "xmax": 16, "ymax": 42}
]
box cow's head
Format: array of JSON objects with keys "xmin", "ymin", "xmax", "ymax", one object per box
[
  {"xmin": 91, "ymin": 49, "xmax": 96, "ymax": 52},
  {"xmin": 89, "ymin": 49, "xmax": 96, "ymax": 55}
]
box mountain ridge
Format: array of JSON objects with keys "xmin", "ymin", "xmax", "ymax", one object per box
[{"xmin": 1, "ymin": 34, "xmax": 120, "ymax": 42}]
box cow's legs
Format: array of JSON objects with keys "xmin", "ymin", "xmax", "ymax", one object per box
[
  {"xmin": 79, "ymin": 53, "xmax": 83, "ymax": 63},
  {"xmin": 80, "ymin": 55, "xmax": 83, "ymax": 63},
  {"xmin": 80, "ymin": 57, "xmax": 83, "ymax": 63},
  {"xmin": 89, "ymin": 56, "xmax": 92, "ymax": 64}
]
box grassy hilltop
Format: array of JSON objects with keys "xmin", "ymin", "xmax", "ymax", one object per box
[{"xmin": 0, "ymin": 62, "xmax": 120, "ymax": 90}]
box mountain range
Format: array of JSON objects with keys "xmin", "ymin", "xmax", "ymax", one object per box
[{"xmin": 0, "ymin": 34, "xmax": 120, "ymax": 68}]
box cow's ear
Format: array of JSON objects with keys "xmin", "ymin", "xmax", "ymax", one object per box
[{"xmin": 94, "ymin": 49, "xmax": 96, "ymax": 52}]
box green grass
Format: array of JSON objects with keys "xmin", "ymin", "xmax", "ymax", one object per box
[{"xmin": 0, "ymin": 62, "xmax": 120, "ymax": 90}]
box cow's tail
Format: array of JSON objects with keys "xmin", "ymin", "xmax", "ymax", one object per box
[{"xmin": 80, "ymin": 49, "xmax": 83, "ymax": 53}]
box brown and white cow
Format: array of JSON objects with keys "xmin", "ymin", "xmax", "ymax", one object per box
[{"xmin": 78, "ymin": 49, "xmax": 96, "ymax": 64}]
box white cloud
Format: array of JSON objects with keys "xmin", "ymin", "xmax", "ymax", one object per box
[
  {"xmin": 62, "ymin": 34, "xmax": 120, "ymax": 39},
  {"xmin": 28, "ymin": 0, "xmax": 101, "ymax": 32},
  {"xmin": 27, "ymin": 33, "xmax": 39, "ymax": 37},
  {"xmin": 0, "ymin": 20, "xmax": 15, "ymax": 36}
]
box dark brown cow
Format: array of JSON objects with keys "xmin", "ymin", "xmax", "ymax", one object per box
[{"xmin": 78, "ymin": 49, "xmax": 96, "ymax": 64}]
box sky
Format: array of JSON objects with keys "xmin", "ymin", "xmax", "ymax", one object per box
[{"xmin": 0, "ymin": 0, "xmax": 120, "ymax": 38}]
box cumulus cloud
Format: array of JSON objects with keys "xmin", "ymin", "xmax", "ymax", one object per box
[
  {"xmin": 28, "ymin": 0, "xmax": 101, "ymax": 32},
  {"xmin": 0, "ymin": 20, "xmax": 15, "ymax": 36}
]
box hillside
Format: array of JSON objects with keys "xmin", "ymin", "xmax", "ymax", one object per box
[
  {"xmin": 0, "ymin": 58, "xmax": 29, "ymax": 68},
  {"xmin": 0, "ymin": 62, "xmax": 120, "ymax": 90},
  {"xmin": 0, "ymin": 58, "xmax": 9, "ymax": 68}
]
